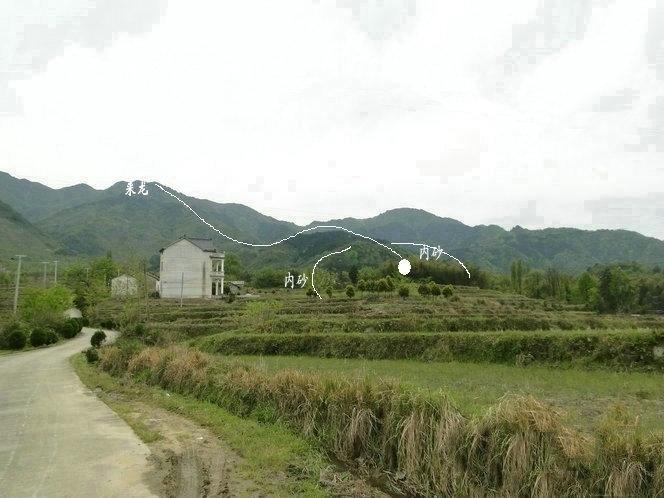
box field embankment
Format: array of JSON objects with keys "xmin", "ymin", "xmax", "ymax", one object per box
[{"xmin": 95, "ymin": 341, "xmax": 664, "ymax": 497}]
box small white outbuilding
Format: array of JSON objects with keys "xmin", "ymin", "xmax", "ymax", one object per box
[{"xmin": 111, "ymin": 274, "xmax": 138, "ymax": 297}]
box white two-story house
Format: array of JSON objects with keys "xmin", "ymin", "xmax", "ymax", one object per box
[{"xmin": 158, "ymin": 236, "xmax": 225, "ymax": 299}]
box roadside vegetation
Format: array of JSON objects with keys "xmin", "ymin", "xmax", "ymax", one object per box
[
  {"xmin": 93, "ymin": 340, "xmax": 664, "ymax": 496},
  {"xmin": 72, "ymin": 352, "xmax": 384, "ymax": 497},
  {"xmin": 0, "ymin": 285, "xmax": 84, "ymax": 352}
]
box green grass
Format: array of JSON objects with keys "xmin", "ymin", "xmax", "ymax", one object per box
[
  {"xmin": 71, "ymin": 354, "xmax": 367, "ymax": 497},
  {"xmin": 226, "ymin": 354, "xmax": 664, "ymax": 432}
]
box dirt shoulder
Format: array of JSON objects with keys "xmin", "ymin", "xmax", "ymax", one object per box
[
  {"xmin": 106, "ymin": 396, "xmax": 246, "ymax": 497},
  {"xmin": 72, "ymin": 354, "xmax": 388, "ymax": 497}
]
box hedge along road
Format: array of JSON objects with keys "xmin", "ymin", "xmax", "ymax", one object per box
[{"xmin": 0, "ymin": 328, "xmax": 158, "ymax": 497}]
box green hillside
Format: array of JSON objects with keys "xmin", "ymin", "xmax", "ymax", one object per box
[
  {"xmin": 2, "ymin": 170, "xmax": 664, "ymax": 272},
  {"xmin": 35, "ymin": 182, "xmax": 299, "ymax": 261},
  {"xmin": 0, "ymin": 199, "xmax": 59, "ymax": 258},
  {"xmin": 313, "ymin": 209, "xmax": 664, "ymax": 272},
  {"xmin": 0, "ymin": 171, "xmax": 105, "ymax": 221}
]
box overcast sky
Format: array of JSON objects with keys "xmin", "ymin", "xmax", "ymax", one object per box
[{"xmin": 1, "ymin": 0, "xmax": 663, "ymax": 238}]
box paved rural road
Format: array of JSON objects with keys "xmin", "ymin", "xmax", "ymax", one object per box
[{"xmin": 0, "ymin": 328, "xmax": 158, "ymax": 497}]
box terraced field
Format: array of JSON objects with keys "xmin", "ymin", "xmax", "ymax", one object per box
[{"xmin": 91, "ymin": 287, "xmax": 664, "ymax": 496}]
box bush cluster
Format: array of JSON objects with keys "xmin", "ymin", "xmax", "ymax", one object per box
[
  {"xmin": 56, "ymin": 318, "xmax": 83, "ymax": 339},
  {"xmin": 0, "ymin": 322, "xmax": 28, "ymax": 350},
  {"xmin": 196, "ymin": 330, "xmax": 664, "ymax": 371},
  {"xmin": 29, "ymin": 327, "xmax": 58, "ymax": 347}
]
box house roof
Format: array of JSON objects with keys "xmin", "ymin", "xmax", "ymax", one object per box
[{"xmin": 160, "ymin": 235, "xmax": 218, "ymax": 253}]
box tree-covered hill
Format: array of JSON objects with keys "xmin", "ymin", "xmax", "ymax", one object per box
[
  {"xmin": 0, "ymin": 199, "xmax": 59, "ymax": 258},
  {"xmin": 1, "ymin": 171, "xmax": 664, "ymax": 272}
]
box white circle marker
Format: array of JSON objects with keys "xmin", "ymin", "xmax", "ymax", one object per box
[{"xmin": 398, "ymin": 259, "xmax": 411, "ymax": 275}]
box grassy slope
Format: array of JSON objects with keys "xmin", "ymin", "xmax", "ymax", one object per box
[{"xmin": 226, "ymin": 354, "xmax": 664, "ymax": 432}]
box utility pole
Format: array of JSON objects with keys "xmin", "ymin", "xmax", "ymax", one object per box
[
  {"xmin": 41, "ymin": 261, "xmax": 49, "ymax": 287},
  {"xmin": 12, "ymin": 255, "xmax": 26, "ymax": 314},
  {"xmin": 53, "ymin": 260, "xmax": 59, "ymax": 285},
  {"xmin": 180, "ymin": 272, "xmax": 184, "ymax": 308},
  {"xmin": 144, "ymin": 261, "xmax": 150, "ymax": 321}
]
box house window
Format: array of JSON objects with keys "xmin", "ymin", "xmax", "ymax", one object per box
[{"xmin": 212, "ymin": 281, "xmax": 217, "ymax": 296}]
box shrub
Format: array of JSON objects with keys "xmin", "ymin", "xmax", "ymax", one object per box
[
  {"xmin": 417, "ymin": 283, "xmax": 430, "ymax": 297},
  {"xmin": 29, "ymin": 328, "xmax": 48, "ymax": 347},
  {"xmin": 345, "ymin": 285, "xmax": 355, "ymax": 298},
  {"xmin": 325, "ymin": 287, "xmax": 333, "ymax": 299},
  {"xmin": 56, "ymin": 319, "xmax": 82, "ymax": 339},
  {"xmin": 0, "ymin": 321, "xmax": 23, "ymax": 349},
  {"xmin": 398, "ymin": 286, "xmax": 410, "ymax": 299},
  {"xmin": 84, "ymin": 347, "xmax": 100, "ymax": 363},
  {"xmin": 99, "ymin": 319, "xmax": 118, "ymax": 329},
  {"xmin": 306, "ymin": 288, "xmax": 316, "ymax": 298},
  {"xmin": 91, "ymin": 330, "xmax": 107, "ymax": 348},
  {"xmin": 44, "ymin": 329, "xmax": 59, "ymax": 345},
  {"xmin": 442, "ymin": 285, "xmax": 454, "ymax": 298},
  {"xmin": 226, "ymin": 292, "xmax": 236, "ymax": 303},
  {"xmin": 377, "ymin": 278, "xmax": 390, "ymax": 293},
  {"xmin": 429, "ymin": 283, "xmax": 441, "ymax": 296},
  {"xmin": 4, "ymin": 328, "xmax": 26, "ymax": 350},
  {"xmin": 197, "ymin": 330, "xmax": 664, "ymax": 371}
]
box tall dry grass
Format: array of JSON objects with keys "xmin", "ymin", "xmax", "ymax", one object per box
[{"xmin": 99, "ymin": 344, "xmax": 664, "ymax": 497}]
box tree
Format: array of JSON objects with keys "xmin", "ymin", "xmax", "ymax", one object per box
[
  {"xmin": 429, "ymin": 282, "xmax": 441, "ymax": 296},
  {"xmin": 377, "ymin": 278, "xmax": 390, "ymax": 294},
  {"xmin": 91, "ymin": 255, "xmax": 119, "ymax": 287},
  {"xmin": 224, "ymin": 253, "xmax": 248, "ymax": 280},
  {"xmin": 345, "ymin": 285, "xmax": 355, "ymax": 298},
  {"xmin": 385, "ymin": 276, "xmax": 395, "ymax": 292},
  {"xmin": 442, "ymin": 285, "xmax": 454, "ymax": 298},
  {"xmin": 325, "ymin": 287, "xmax": 333, "ymax": 299},
  {"xmin": 510, "ymin": 259, "xmax": 525, "ymax": 293},
  {"xmin": 524, "ymin": 271, "xmax": 545, "ymax": 299},
  {"xmin": 20, "ymin": 285, "xmax": 73, "ymax": 327},
  {"xmin": 398, "ymin": 286, "xmax": 410, "ymax": 299},
  {"xmin": 357, "ymin": 279, "xmax": 366, "ymax": 292},
  {"xmin": 598, "ymin": 267, "xmax": 633, "ymax": 313},
  {"xmin": 576, "ymin": 272, "xmax": 597, "ymax": 305},
  {"xmin": 544, "ymin": 268, "xmax": 562, "ymax": 299},
  {"xmin": 349, "ymin": 266, "xmax": 359, "ymax": 285},
  {"xmin": 252, "ymin": 268, "xmax": 285, "ymax": 288}
]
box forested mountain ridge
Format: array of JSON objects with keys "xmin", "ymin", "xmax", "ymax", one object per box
[
  {"xmin": 0, "ymin": 199, "xmax": 58, "ymax": 257},
  {"xmin": 1, "ymin": 171, "xmax": 663, "ymax": 272}
]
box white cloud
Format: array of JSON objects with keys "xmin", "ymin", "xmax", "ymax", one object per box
[{"xmin": 0, "ymin": 0, "xmax": 663, "ymax": 239}]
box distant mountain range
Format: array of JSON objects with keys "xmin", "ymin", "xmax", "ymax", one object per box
[{"xmin": 1, "ymin": 170, "xmax": 663, "ymax": 273}]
